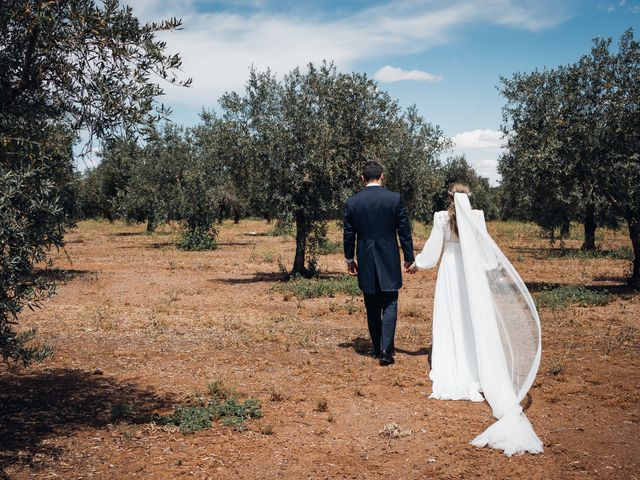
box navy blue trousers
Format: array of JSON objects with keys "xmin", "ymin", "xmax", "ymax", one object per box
[{"xmin": 362, "ymin": 269, "xmax": 398, "ymax": 355}]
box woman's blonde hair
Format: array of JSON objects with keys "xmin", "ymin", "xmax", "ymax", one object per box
[{"xmin": 447, "ymin": 182, "xmax": 471, "ymax": 237}]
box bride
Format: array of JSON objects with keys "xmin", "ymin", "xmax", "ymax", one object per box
[{"xmin": 409, "ymin": 183, "xmax": 543, "ymax": 456}]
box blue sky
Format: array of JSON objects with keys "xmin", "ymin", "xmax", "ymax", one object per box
[{"xmin": 130, "ymin": 0, "xmax": 639, "ymax": 184}]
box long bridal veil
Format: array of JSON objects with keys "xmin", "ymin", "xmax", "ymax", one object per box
[{"xmin": 455, "ymin": 192, "xmax": 543, "ymax": 456}]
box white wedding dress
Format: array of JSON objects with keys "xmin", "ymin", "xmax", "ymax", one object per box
[{"xmin": 414, "ymin": 193, "xmax": 543, "ymax": 456}]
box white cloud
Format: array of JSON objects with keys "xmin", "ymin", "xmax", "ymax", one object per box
[
  {"xmin": 451, "ymin": 129, "xmax": 507, "ymax": 184},
  {"xmin": 453, "ymin": 129, "xmax": 505, "ymax": 150},
  {"xmin": 374, "ymin": 65, "xmax": 443, "ymax": 83},
  {"xmin": 131, "ymin": 0, "xmax": 574, "ymax": 109}
]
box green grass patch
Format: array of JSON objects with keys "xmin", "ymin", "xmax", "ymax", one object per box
[
  {"xmin": 536, "ymin": 285, "xmax": 612, "ymax": 308},
  {"xmin": 542, "ymin": 247, "xmax": 633, "ymax": 260},
  {"xmin": 317, "ymin": 240, "xmax": 342, "ymax": 255},
  {"xmin": 159, "ymin": 380, "xmax": 261, "ymax": 434},
  {"xmin": 492, "ymin": 221, "xmax": 540, "ymax": 238},
  {"xmin": 275, "ymin": 275, "xmax": 360, "ymax": 299}
]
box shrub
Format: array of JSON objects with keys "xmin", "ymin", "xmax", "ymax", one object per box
[
  {"xmin": 166, "ymin": 405, "xmax": 213, "ymax": 434},
  {"xmin": 177, "ymin": 226, "xmax": 217, "ymax": 251},
  {"xmin": 211, "ymin": 397, "xmax": 262, "ymax": 432},
  {"xmin": 275, "ymin": 275, "xmax": 359, "ymax": 299},
  {"xmin": 160, "ymin": 380, "xmax": 262, "ymax": 434}
]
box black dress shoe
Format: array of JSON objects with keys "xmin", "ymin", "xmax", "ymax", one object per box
[
  {"xmin": 372, "ymin": 349, "xmax": 381, "ymax": 358},
  {"xmin": 379, "ymin": 351, "xmax": 395, "ymax": 366}
]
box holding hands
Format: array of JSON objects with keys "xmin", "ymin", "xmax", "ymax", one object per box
[{"xmin": 405, "ymin": 261, "xmax": 418, "ymax": 274}]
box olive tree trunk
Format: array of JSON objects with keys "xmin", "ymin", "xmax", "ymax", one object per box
[
  {"xmin": 291, "ymin": 209, "xmax": 310, "ymax": 277},
  {"xmin": 581, "ymin": 203, "xmax": 597, "ymax": 250},
  {"xmin": 626, "ymin": 209, "xmax": 640, "ymax": 289},
  {"xmin": 146, "ymin": 212, "xmax": 156, "ymax": 233}
]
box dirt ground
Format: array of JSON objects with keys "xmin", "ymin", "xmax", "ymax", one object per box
[{"xmin": 1, "ymin": 218, "xmax": 639, "ymax": 479}]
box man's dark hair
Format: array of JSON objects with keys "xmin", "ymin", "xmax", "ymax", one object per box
[{"xmin": 362, "ymin": 160, "xmax": 384, "ymax": 181}]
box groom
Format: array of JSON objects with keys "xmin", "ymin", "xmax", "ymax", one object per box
[{"xmin": 343, "ymin": 160, "xmax": 415, "ymax": 366}]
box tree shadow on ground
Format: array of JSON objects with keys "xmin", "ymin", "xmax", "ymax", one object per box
[
  {"xmin": 217, "ymin": 272, "xmax": 287, "ymax": 285},
  {"xmin": 592, "ymin": 274, "xmax": 630, "ymax": 283},
  {"xmin": 144, "ymin": 242, "xmax": 176, "ymax": 250},
  {"xmin": 218, "ymin": 271, "xmax": 348, "ymax": 285},
  {"xmin": 0, "ymin": 368, "xmax": 175, "ymax": 476},
  {"xmin": 109, "ymin": 231, "xmax": 147, "ymax": 237},
  {"xmin": 109, "ymin": 231, "xmax": 175, "ymax": 238},
  {"xmin": 35, "ymin": 268, "xmax": 95, "ymax": 283}
]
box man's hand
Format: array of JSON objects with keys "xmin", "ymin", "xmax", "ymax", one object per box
[
  {"xmin": 347, "ymin": 261, "xmax": 358, "ymax": 276},
  {"xmin": 405, "ymin": 261, "xmax": 417, "ymax": 274}
]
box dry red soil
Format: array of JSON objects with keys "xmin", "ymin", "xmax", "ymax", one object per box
[{"xmin": 1, "ymin": 219, "xmax": 638, "ymax": 479}]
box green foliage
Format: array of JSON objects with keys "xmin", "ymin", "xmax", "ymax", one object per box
[
  {"xmin": 220, "ymin": 62, "xmax": 447, "ymax": 275},
  {"xmin": 165, "ymin": 405, "xmax": 213, "ymax": 434},
  {"xmin": 267, "ymin": 221, "xmax": 294, "ymax": 237},
  {"xmin": 276, "ymin": 275, "xmax": 360, "ymax": 299},
  {"xmin": 161, "ymin": 381, "xmax": 262, "ymax": 434},
  {"xmin": 110, "ymin": 403, "xmax": 135, "ymax": 422},
  {"xmin": 381, "ymin": 105, "xmax": 451, "ymax": 222},
  {"xmin": 0, "ymin": 326, "xmax": 54, "ymax": 366},
  {"xmin": 0, "ymin": 0, "xmax": 189, "ymax": 364},
  {"xmin": 75, "ymin": 138, "xmax": 139, "ymax": 221},
  {"xmin": 499, "ymin": 29, "xmax": 640, "ymax": 285},
  {"xmin": 212, "ymin": 398, "xmax": 262, "ymax": 432},
  {"xmin": 177, "ymin": 226, "xmax": 218, "ymax": 251},
  {"xmin": 535, "ymin": 285, "xmax": 612, "ymax": 308},
  {"xmin": 433, "ymin": 155, "xmax": 499, "ymax": 219},
  {"xmin": 78, "ymin": 120, "xmax": 228, "ymax": 240},
  {"xmin": 317, "ymin": 240, "xmax": 342, "ymax": 255}
]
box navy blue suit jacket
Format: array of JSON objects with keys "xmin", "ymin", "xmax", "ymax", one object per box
[{"xmin": 343, "ymin": 186, "xmax": 415, "ymax": 294}]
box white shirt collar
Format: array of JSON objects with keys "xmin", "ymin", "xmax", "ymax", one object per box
[{"xmin": 366, "ymin": 182, "xmax": 381, "ymax": 187}]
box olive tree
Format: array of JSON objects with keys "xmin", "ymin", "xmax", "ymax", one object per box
[
  {"xmin": 434, "ymin": 155, "xmax": 498, "ymax": 219},
  {"xmin": 499, "ymin": 29, "xmax": 640, "ymax": 286},
  {"xmin": 381, "ymin": 106, "xmax": 450, "ymax": 222},
  {"xmin": 0, "ymin": 0, "xmax": 189, "ymax": 364},
  {"xmin": 591, "ymin": 30, "xmax": 640, "ymax": 287},
  {"xmin": 220, "ymin": 63, "xmax": 446, "ymax": 276}
]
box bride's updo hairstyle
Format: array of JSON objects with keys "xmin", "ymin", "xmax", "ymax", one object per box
[{"xmin": 447, "ymin": 182, "xmax": 471, "ymax": 237}]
